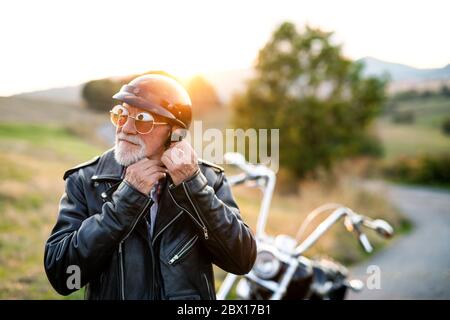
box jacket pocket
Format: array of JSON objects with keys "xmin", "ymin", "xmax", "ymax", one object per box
[{"xmin": 167, "ymin": 234, "xmax": 199, "ymax": 266}]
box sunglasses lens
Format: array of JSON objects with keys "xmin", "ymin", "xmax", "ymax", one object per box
[
  {"xmin": 110, "ymin": 105, "xmax": 129, "ymax": 127},
  {"xmin": 109, "ymin": 106, "xmax": 159, "ymax": 134},
  {"xmin": 110, "ymin": 112, "xmax": 128, "ymax": 127},
  {"xmin": 135, "ymin": 120, "xmax": 154, "ymax": 134}
]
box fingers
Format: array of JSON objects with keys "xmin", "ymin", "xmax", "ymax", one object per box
[
  {"xmin": 141, "ymin": 165, "xmax": 167, "ymax": 176},
  {"xmin": 147, "ymin": 170, "xmax": 167, "ymax": 183},
  {"xmin": 162, "ymin": 141, "xmax": 196, "ymax": 167},
  {"xmin": 136, "ymin": 158, "xmax": 163, "ymax": 167},
  {"xmin": 126, "ymin": 159, "xmax": 167, "ymax": 180},
  {"xmin": 161, "ymin": 152, "xmax": 174, "ymax": 170},
  {"xmin": 123, "ymin": 157, "xmax": 170, "ymax": 194},
  {"xmin": 128, "ymin": 158, "xmax": 164, "ymax": 171},
  {"xmin": 161, "ymin": 140, "xmax": 199, "ymax": 186}
]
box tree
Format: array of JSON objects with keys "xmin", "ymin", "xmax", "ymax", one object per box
[
  {"xmin": 442, "ymin": 117, "xmax": 450, "ymax": 136},
  {"xmin": 82, "ymin": 78, "xmax": 122, "ymax": 112},
  {"xmin": 440, "ymin": 85, "xmax": 450, "ymax": 97},
  {"xmin": 231, "ymin": 22, "xmax": 387, "ymax": 178},
  {"xmin": 392, "ymin": 110, "xmax": 415, "ymax": 124}
]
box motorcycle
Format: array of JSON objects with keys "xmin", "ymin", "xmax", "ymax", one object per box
[{"xmin": 217, "ymin": 152, "xmax": 394, "ymax": 300}]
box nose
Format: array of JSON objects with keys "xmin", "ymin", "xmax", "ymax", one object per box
[{"xmin": 122, "ymin": 116, "xmax": 137, "ymax": 135}]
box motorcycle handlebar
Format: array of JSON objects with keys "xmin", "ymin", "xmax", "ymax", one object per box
[
  {"xmin": 224, "ymin": 152, "xmax": 394, "ymax": 257},
  {"xmin": 294, "ymin": 207, "xmax": 393, "ymax": 256},
  {"xmin": 227, "ymin": 173, "xmax": 248, "ymax": 186},
  {"xmin": 358, "ymin": 232, "xmax": 373, "ymax": 253},
  {"xmin": 224, "ymin": 152, "xmax": 273, "ymax": 181},
  {"xmin": 224, "ymin": 153, "xmax": 276, "ymax": 239}
]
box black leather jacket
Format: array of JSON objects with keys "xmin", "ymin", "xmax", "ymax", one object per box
[{"xmin": 44, "ymin": 148, "xmax": 256, "ymax": 300}]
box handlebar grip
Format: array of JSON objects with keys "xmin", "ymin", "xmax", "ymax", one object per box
[{"xmin": 358, "ymin": 233, "xmax": 373, "ymax": 253}]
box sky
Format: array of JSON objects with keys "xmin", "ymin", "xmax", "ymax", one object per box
[{"xmin": 1, "ymin": 0, "xmax": 449, "ymax": 96}]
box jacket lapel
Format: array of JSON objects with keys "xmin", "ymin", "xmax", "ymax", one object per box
[
  {"xmin": 91, "ymin": 147, "xmax": 182, "ymax": 243},
  {"xmin": 152, "ymin": 177, "xmax": 183, "ymax": 242},
  {"xmin": 91, "ymin": 147, "xmax": 125, "ymax": 182}
]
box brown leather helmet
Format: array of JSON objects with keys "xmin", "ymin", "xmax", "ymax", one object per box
[{"xmin": 112, "ymin": 74, "xmax": 192, "ymax": 129}]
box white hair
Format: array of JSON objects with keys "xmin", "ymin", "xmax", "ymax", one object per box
[{"xmin": 114, "ymin": 133, "xmax": 147, "ymax": 166}]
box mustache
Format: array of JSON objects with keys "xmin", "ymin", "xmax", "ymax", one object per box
[{"xmin": 116, "ymin": 133, "xmax": 145, "ymax": 147}]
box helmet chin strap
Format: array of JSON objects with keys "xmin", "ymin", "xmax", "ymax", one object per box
[
  {"xmin": 164, "ymin": 130, "xmax": 172, "ymax": 149},
  {"xmin": 164, "ymin": 126, "xmax": 187, "ymax": 149},
  {"xmin": 170, "ymin": 127, "xmax": 187, "ymax": 142}
]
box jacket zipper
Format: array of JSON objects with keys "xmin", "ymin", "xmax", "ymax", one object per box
[
  {"xmin": 120, "ymin": 198, "xmax": 152, "ymax": 243},
  {"xmin": 148, "ymin": 210, "xmax": 184, "ymax": 299},
  {"xmin": 168, "ymin": 235, "xmax": 199, "ymax": 265},
  {"xmin": 181, "ymin": 183, "xmax": 209, "ymax": 240},
  {"xmin": 168, "ymin": 189, "xmax": 208, "ymax": 239},
  {"xmin": 143, "ymin": 218, "xmax": 156, "ymax": 299},
  {"xmin": 118, "ymin": 242, "xmax": 125, "ymax": 300},
  {"xmin": 117, "ymin": 197, "xmax": 152, "ymax": 300},
  {"xmin": 203, "ymin": 273, "xmax": 214, "ymax": 300},
  {"xmin": 169, "ymin": 182, "xmax": 242, "ymax": 271},
  {"xmin": 179, "ymin": 182, "xmax": 246, "ymax": 273},
  {"xmin": 104, "ymin": 181, "xmax": 154, "ymax": 300},
  {"xmin": 151, "ymin": 211, "xmax": 183, "ymax": 246}
]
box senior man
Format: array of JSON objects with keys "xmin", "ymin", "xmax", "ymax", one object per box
[{"xmin": 44, "ymin": 74, "xmax": 256, "ymax": 300}]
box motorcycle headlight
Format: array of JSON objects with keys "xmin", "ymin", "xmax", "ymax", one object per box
[{"xmin": 252, "ymin": 250, "xmax": 281, "ymax": 279}]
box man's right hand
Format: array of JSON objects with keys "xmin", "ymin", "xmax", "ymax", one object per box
[{"xmin": 124, "ymin": 158, "xmax": 167, "ymax": 195}]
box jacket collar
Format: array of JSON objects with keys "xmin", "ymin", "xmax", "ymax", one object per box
[
  {"xmin": 152, "ymin": 178, "xmax": 179, "ymax": 240},
  {"xmin": 91, "ymin": 147, "xmax": 183, "ymax": 242},
  {"xmin": 91, "ymin": 147, "xmax": 125, "ymax": 182}
]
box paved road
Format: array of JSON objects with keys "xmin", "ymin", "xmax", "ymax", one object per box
[{"xmin": 348, "ymin": 182, "xmax": 450, "ymax": 299}]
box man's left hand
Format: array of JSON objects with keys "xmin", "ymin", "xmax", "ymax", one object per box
[{"xmin": 161, "ymin": 139, "xmax": 199, "ymax": 186}]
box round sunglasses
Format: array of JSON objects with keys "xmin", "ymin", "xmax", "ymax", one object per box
[{"xmin": 109, "ymin": 105, "xmax": 169, "ymax": 134}]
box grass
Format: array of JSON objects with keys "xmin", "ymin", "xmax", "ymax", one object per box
[
  {"xmin": 391, "ymin": 96, "xmax": 450, "ymax": 128},
  {"xmin": 0, "ymin": 123, "xmax": 101, "ymax": 299},
  {"xmin": 378, "ymin": 95, "xmax": 450, "ymax": 160},
  {"xmin": 375, "ymin": 96, "xmax": 450, "ymax": 190},
  {"xmin": 0, "ymin": 123, "xmax": 102, "ymax": 162},
  {"xmin": 377, "ymin": 120, "xmax": 450, "ymax": 160}
]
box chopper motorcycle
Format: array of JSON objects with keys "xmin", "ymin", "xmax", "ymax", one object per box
[{"xmin": 217, "ymin": 153, "xmax": 394, "ymax": 300}]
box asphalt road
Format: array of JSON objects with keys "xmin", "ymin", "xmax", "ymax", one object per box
[{"xmin": 348, "ymin": 182, "xmax": 450, "ymax": 299}]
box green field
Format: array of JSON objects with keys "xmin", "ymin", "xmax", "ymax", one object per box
[
  {"xmin": 0, "ymin": 123, "xmax": 102, "ymax": 299},
  {"xmin": 378, "ymin": 96, "xmax": 450, "ymax": 160}
]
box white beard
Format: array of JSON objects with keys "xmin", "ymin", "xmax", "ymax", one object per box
[{"xmin": 114, "ymin": 133, "xmax": 147, "ymax": 166}]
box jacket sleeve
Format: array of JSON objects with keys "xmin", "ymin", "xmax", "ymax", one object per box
[
  {"xmin": 168, "ymin": 170, "xmax": 257, "ymax": 275},
  {"xmin": 44, "ymin": 172, "xmax": 152, "ymax": 295}
]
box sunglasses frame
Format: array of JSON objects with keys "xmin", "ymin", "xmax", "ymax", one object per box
[{"xmin": 109, "ymin": 109, "xmax": 169, "ymax": 134}]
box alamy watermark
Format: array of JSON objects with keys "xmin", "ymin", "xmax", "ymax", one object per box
[
  {"xmin": 365, "ymin": 265, "xmax": 381, "ymax": 290},
  {"xmin": 66, "ymin": 265, "xmax": 81, "ymax": 290},
  {"xmin": 170, "ymin": 121, "xmax": 280, "ymax": 172}
]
